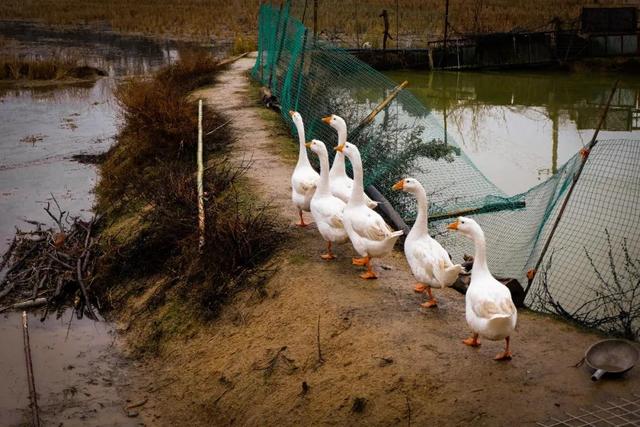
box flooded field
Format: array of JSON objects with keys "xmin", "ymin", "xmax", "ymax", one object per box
[
  {"xmin": 0, "ymin": 21, "xmax": 216, "ymax": 425},
  {"xmin": 0, "ymin": 21, "xmax": 214, "ymax": 254}
]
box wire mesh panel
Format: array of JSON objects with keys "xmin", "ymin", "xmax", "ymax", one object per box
[
  {"xmin": 253, "ymin": 1, "xmax": 640, "ymax": 340},
  {"xmin": 538, "ymin": 394, "xmax": 640, "ymax": 426}
]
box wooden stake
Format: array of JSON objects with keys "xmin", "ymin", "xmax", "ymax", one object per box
[
  {"xmin": 524, "ymin": 80, "xmax": 619, "ymax": 295},
  {"xmin": 395, "ymin": 0, "xmax": 399, "ymax": 48},
  {"xmin": 197, "ymin": 99, "xmax": 205, "ymax": 253},
  {"xmin": 22, "ymin": 311, "xmax": 40, "ymax": 427},
  {"xmin": 313, "ymin": 0, "xmax": 318, "ymax": 41},
  {"xmin": 349, "ymin": 80, "xmax": 408, "ymax": 138},
  {"xmin": 442, "ymin": 0, "xmax": 449, "ymax": 67}
]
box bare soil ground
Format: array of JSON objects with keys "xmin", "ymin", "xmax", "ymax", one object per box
[{"xmin": 120, "ymin": 54, "xmax": 640, "ymax": 426}]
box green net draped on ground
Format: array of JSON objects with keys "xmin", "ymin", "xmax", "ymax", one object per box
[{"xmin": 252, "ymin": 2, "xmax": 640, "ymax": 339}]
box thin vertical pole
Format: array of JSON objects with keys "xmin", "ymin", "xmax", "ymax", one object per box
[
  {"xmin": 355, "ymin": 0, "xmax": 359, "ymax": 48},
  {"xmin": 524, "ymin": 80, "xmax": 619, "ymax": 295},
  {"xmin": 22, "ymin": 311, "xmax": 40, "ymax": 427},
  {"xmin": 442, "ymin": 0, "xmax": 449, "ymax": 67},
  {"xmin": 395, "ymin": 0, "xmax": 399, "ymax": 48},
  {"xmin": 197, "ymin": 100, "xmax": 205, "ymax": 253},
  {"xmin": 302, "ymin": 0, "xmax": 308, "ymax": 23},
  {"xmin": 313, "ymin": 0, "xmax": 318, "ymax": 41}
]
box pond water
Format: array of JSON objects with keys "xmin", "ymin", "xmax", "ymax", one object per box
[
  {"xmin": 385, "ymin": 69, "xmax": 640, "ymax": 196},
  {"xmin": 0, "ymin": 21, "xmax": 215, "ymax": 254},
  {"xmin": 0, "ymin": 22, "xmax": 217, "ymax": 425}
]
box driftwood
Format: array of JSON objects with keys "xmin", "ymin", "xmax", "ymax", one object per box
[{"xmin": 0, "ymin": 196, "xmax": 102, "ymax": 318}]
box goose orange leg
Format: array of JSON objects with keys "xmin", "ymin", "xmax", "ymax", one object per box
[
  {"xmin": 420, "ymin": 287, "xmax": 437, "ymax": 308},
  {"xmin": 494, "ymin": 337, "xmax": 513, "ymax": 361},
  {"xmin": 321, "ymin": 241, "xmax": 336, "ymax": 260},
  {"xmin": 463, "ymin": 333, "xmax": 480, "ymax": 347},
  {"xmin": 359, "ymin": 258, "xmax": 378, "ymax": 280},
  {"xmin": 414, "ymin": 283, "xmax": 427, "ymax": 293},
  {"xmin": 296, "ymin": 209, "xmax": 308, "ymax": 227},
  {"xmin": 352, "ymin": 256, "xmax": 369, "ymax": 266}
]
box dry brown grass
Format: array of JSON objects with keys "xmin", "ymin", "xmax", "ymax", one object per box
[
  {"xmin": 0, "ymin": 56, "xmax": 105, "ymax": 80},
  {"xmin": 0, "ymin": 0, "xmax": 629, "ymax": 45},
  {"xmin": 95, "ymin": 53, "xmax": 284, "ymax": 320}
]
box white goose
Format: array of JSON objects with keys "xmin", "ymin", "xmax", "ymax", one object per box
[
  {"xmin": 392, "ymin": 177, "xmax": 463, "ymax": 308},
  {"xmin": 336, "ymin": 141, "xmax": 403, "ymax": 279},
  {"xmin": 447, "ymin": 217, "xmax": 517, "ymax": 361},
  {"xmin": 306, "ymin": 139, "xmax": 349, "ymax": 260},
  {"xmin": 322, "ymin": 114, "xmax": 378, "ymax": 209},
  {"xmin": 289, "ymin": 111, "xmax": 319, "ymax": 227}
]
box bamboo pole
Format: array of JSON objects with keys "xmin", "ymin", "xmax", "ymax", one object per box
[
  {"xmin": 349, "ymin": 80, "xmax": 408, "ymax": 139},
  {"xmin": 197, "ymin": 99, "xmax": 205, "ymax": 253},
  {"xmin": 524, "ymin": 80, "xmax": 619, "ymax": 295},
  {"xmin": 22, "ymin": 311, "xmax": 40, "ymax": 427}
]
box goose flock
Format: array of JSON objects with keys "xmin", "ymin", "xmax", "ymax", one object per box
[{"xmin": 290, "ymin": 112, "xmax": 517, "ymax": 361}]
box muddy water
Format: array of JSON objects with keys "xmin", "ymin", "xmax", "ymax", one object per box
[
  {"xmin": 0, "ymin": 21, "xmax": 216, "ymax": 254},
  {"xmin": 0, "ymin": 80, "xmax": 117, "ymax": 256},
  {"xmin": 0, "ymin": 22, "xmax": 218, "ymax": 425},
  {"xmin": 0, "ymin": 310, "xmax": 137, "ymax": 426}
]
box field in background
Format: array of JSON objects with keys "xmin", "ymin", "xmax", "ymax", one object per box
[{"xmin": 0, "ymin": 0, "xmax": 632, "ymax": 46}]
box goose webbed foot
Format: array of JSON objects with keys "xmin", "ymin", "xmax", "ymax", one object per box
[
  {"xmin": 463, "ymin": 334, "xmax": 481, "ymax": 347},
  {"xmin": 494, "ymin": 337, "xmax": 512, "ymax": 361}
]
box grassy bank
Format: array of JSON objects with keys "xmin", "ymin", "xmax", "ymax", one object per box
[
  {"xmin": 0, "ymin": 56, "xmax": 106, "ymax": 80},
  {"xmin": 94, "ymin": 53, "xmax": 284, "ymax": 353},
  {"xmin": 0, "ymin": 0, "xmax": 626, "ymax": 46}
]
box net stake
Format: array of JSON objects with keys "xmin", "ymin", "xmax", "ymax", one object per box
[
  {"xmin": 349, "ymin": 80, "xmax": 408, "ymax": 139},
  {"xmin": 524, "ymin": 80, "xmax": 619, "ymax": 296}
]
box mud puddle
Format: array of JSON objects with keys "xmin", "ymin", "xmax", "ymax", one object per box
[{"xmin": 0, "ymin": 310, "xmax": 138, "ymax": 426}]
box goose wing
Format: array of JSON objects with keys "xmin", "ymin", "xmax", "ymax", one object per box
[
  {"xmin": 471, "ymin": 289, "xmax": 516, "ymax": 319},
  {"xmin": 350, "ymin": 208, "xmax": 393, "ymax": 241}
]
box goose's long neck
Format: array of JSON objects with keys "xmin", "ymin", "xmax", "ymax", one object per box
[
  {"xmin": 410, "ymin": 186, "xmax": 429, "ymax": 238},
  {"xmin": 347, "ymin": 150, "xmax": 366, "ymax": 206},
  {"xmin": 316, "ymin": 148, "xmax": 331, "ymax": 195},
  {"xmin": 330, "ymin": 124, "xmax": 348, "ymax": 178},
  {"xmin": 471, "ymin": 228, "xmax": 490, "ymax": 279},
  {"xmin": 330, "ymin": 151, "xmax": 346, "ymax": 178},
  {"xmin": 295, "ymin": 123, "xmax": 311, "ymax": 168}
]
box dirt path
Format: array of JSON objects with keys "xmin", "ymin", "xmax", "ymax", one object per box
[{"xmin": 129, "ymin": 54, "xmax": 640, "ymax": 426}]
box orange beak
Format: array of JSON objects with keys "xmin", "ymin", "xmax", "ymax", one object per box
[
  {"xmin": 289, "ymin": 110, "xmax": 295, "ymax": 117},
  {"xmin": 322, "ymin": 116, "xmax": 332, "ymax": 124},
  {"xmin": 447, "ymin": 219, "xmax": 460, "ymax": 230},
  {"xmin": 392, "ymin": 180, "xmax": 404, "ymax": 191},
  {"xmin": 335, "ymin": 143, "xmax": 345, "ymax": 153},
  {"xmin": 305, "ymin": 141, "xmax": 312, "ymax": 148}
]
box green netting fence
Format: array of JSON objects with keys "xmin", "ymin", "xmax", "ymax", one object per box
[{"xmin": 252, "ymin": 1, "xmax": 640, "ymax": 339}]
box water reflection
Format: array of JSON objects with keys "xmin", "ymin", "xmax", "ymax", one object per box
[
  {"xmin": 385, "ymin": 70, "xmax": 640, "ymax": 195},
  {"xmin": 0, "ymin": 20, "xmax": 218, "ymax": 76}
]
